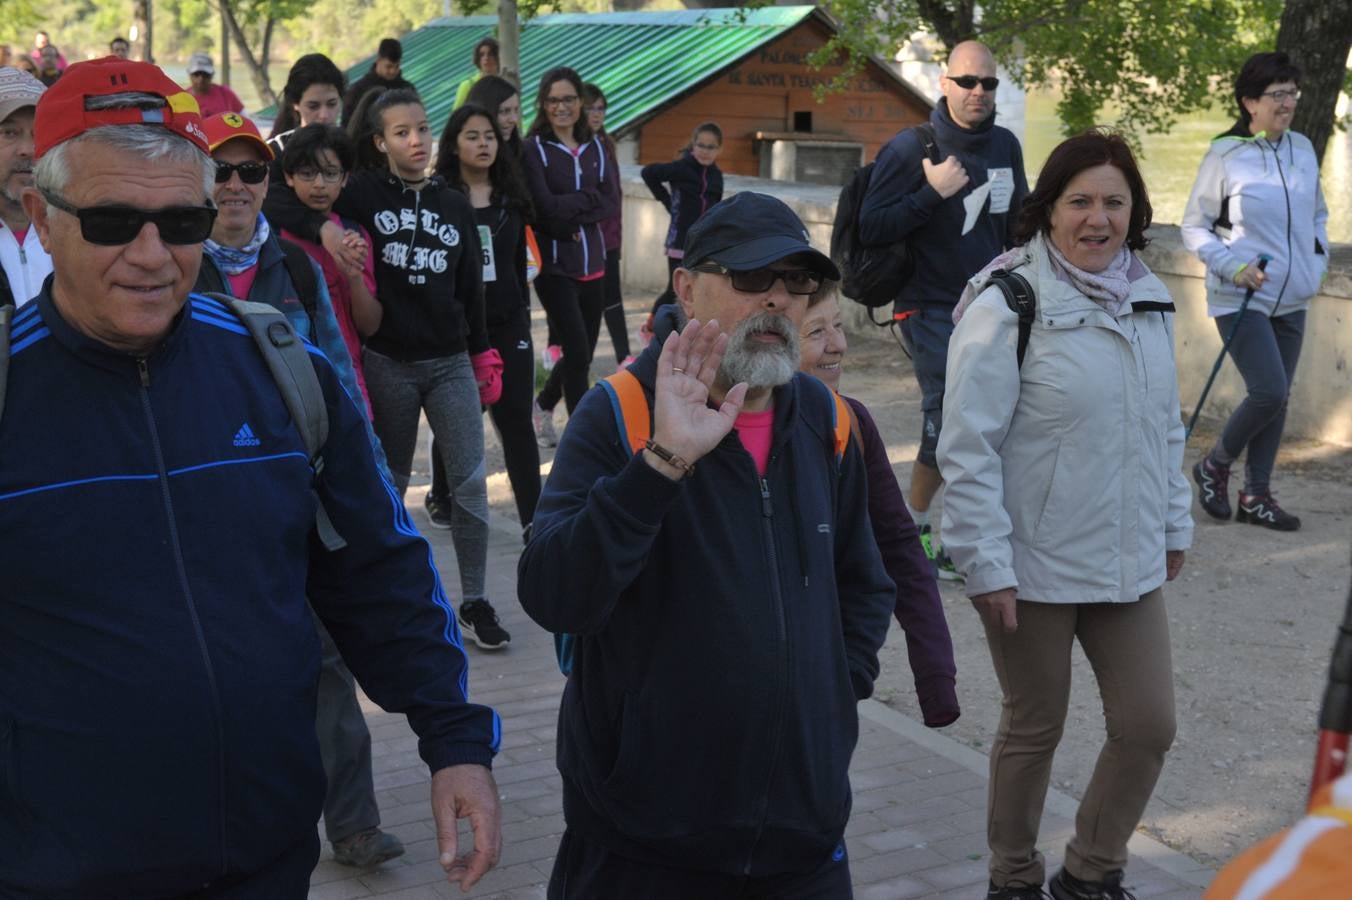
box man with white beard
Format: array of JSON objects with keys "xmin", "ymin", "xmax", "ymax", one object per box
[{"xmin": 520, "ymin": 191, "xmax": 894, "ymax": 897}]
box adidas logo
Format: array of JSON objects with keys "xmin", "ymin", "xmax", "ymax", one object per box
[{"xmin": 233, "ymin": 423, "xmax": 262, "ymax": 447}]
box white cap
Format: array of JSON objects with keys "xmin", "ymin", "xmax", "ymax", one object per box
[
  {"xmin": 0, "ymin": 66, "xmax": 46, "ymax": 123},
  {"xmin": 187, "ymin": 52, "xmax": 214, "ymax": 75}
]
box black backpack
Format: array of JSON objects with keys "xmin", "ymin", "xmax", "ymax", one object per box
[{"xmin": 830, "ymin": 123, "xmax": 939, "ymax": 322}]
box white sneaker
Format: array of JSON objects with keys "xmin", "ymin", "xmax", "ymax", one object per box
[{"xmin": 533, "ymin": 402, "xmax": 558, "ymax": 448}]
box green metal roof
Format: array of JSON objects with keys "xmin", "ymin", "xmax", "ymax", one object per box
[{"xmin": 265, "ymin": 7, "xmax": 823, "ymax": 135}]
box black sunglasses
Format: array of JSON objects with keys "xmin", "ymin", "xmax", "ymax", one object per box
[
  {"xmin": 947, "ymin": 74, "xmax": 999, "ymax": 91},
  {"xmin": 693, "ymin": 263, "xmax": 823, "ymax": 295},
  {"xmin": 41, "ymin": 188, "xmax": 217, "ymax": 246},
  {"xmin": 215, "ymin": 160, "xmax": 270, "ymax": 184}
]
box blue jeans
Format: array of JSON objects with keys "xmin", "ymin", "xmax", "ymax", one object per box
[
  {"xmin": 899, "ymin": 308, "xmax": 956, "ymax": 468},
  {"xmin": 1213, "ymin": 309, "xmax": 1305, "ymax": 495}
]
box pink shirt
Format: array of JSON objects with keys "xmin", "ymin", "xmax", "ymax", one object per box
[
  {"xmin": 734, "ymin": 408, "xmax": 775, "ymax": 476},
  {"xmin": 227, "ymin": 267, "xmax": 258, "ymax": 300},
  {"xmin": 191, "ymin": 84, "xmax": 245, "ymax": 118}
]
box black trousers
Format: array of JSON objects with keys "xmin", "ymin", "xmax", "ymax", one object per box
[
  {"xmin": 536, "ymin": 273, "xmax": 606, "ymax": 414},
  {"xmin": 601, "ymin": 248, "xmax": 631, "ymax": 362},
  {"xmin": 548, "ymin": 830, "xmax": 853, "ymax": 900}
]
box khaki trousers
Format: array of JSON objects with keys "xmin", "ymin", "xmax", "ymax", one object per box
[{"xmin": 976, "ymin": 588, "xmax": 1176, "ymax": 886}]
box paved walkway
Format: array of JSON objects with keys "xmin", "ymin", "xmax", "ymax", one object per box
[{"xmin": 307, "ymin": 511, "xmax": 1215, "ymax": 899}]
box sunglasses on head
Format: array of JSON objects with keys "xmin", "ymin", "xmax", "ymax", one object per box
[
  {"xmin": 947, "ymin": 74, "xmax": 999, "ymax": 91},
  {"xmin": 693, "ymin": 263, "xmax": 823, "ymax": 295},
  {"xmin": 41, "ymin": 188, "xmax": 217, "ymax": 246},
  {"xmin": 215, "ymin": 160, "xmax": 269, "ymax": 184}
]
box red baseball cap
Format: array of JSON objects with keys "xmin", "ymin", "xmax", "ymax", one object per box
[
  {"xmin": 33, "ymin": 56, "xmax": 209, "ymax": 159},
  {"xmin": 200, "ymin": 112, "xmax": 274, "ymax": 160}
]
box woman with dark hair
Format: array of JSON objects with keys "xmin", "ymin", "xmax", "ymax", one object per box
[
  {"xmin": 453, "ymin": 37, "xmax": 500, "ymax": 110},
  {"xmin": 583, "ymin": 82, "xmax": 633, "ymax": 368},
  {"xmin": 1181, "ymin": 51, "xmax": 1327, "ymax": 532},
  {"xmin": 939, "ymin": 129, "xmax": 1191, "ymax": 900},
  {"xmin": 268, "ymin": 53, "xmax": 347, "ymax": 148},
  {"xmin": 521, "ymin": 65, "xmax": 619, "ymax": 446},
  {"xmin": 465, "ymin": 74, "xmax": 523, "ymax": 161},
  {"xmin": 430, "ymin": 104, "xmax": 541, "ymax": 538},
  {"xmin": 263, "ymin": 88, "xmax": 511, "ymax": 650}
]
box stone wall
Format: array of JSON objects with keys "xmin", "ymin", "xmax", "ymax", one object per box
[{"xmin": 618, "ymin": 166, "xmax": 1352, "ymax": 447}]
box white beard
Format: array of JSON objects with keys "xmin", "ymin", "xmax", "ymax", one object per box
[{"xmin": 719, "ymin": 311, "xmax": 800, "ymax": 390}]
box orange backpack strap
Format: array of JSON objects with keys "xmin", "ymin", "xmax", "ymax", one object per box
[
  {"xmin": 830, "ymin": 388, "xmax": 858, "ymax": 464},
  {"xmin": 599, "ymin": 369, "xmax": 651, "ymax": 456}
]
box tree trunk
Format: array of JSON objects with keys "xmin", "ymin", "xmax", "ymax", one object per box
[
  {"xmin": 1275, "ymin": 0, "xmax": 1352, "ymax": 164},
  {"xmin": 915, "ymin": 0, "xmax": 977, "ymax": 51},
  {"xmin": 498, "ymin": 0, "xmax": 521, "ymax": 86},
  {"xmin": 219, "ymin": 0, "xmax": 278, "ymax": 108},
  {"xmin": 260, "ymin": 17, "xmax": 274, "ymax": 79}
]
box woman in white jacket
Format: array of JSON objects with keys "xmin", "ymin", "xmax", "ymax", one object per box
[
  {"xmin": 1181, "ymin": 52, "xmax": 1327, "ymax": 531},
  {"xmin": 939, "ymin": 130, "xmax": 1193, "ymax": 900}
]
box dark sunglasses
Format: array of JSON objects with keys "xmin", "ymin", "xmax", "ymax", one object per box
[
  {"xmin": 215, "ymin": 160, "xmax": 270, "ymax": 184},
  {"xmin": 40, "ymin": 188, "xmax": 217, "ymax": 246},
  {"xmin": 693, "ymin": 263, "xmax": 823, "ymax": 295},
  {"xmin": 947, "ymin": 74, "xmax": 999, "ymax": 91}
]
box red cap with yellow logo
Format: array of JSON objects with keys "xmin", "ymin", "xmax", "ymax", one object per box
[
  {"xmin": 200, "ymin": 111, "xmax": 274, "ymax": 160},
  {"xmin": 33, "ymin": 56, "xmax": 209, "ymax": 159}
]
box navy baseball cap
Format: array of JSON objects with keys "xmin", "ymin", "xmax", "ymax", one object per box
[{"xmin": 683, "ymin": 192, "xmax": 840, "ymax": 279}]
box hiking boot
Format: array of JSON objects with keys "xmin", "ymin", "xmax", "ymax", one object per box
[
  {"xmin": 423, "ymin": 491, "xmax": 452, "ymax": 529},
  {"xmin": 988, "ymin": 880, "xmax": 1050, "ymax": 900},
  {"xmin": 533, "ymin": 401, "xmax": 558, "ymax": 448},
  {"xmin": 332, "ymin": 827, "xmax": 404, "ymax": 868},
  {"xmin": 919, "ymin": 524, "xmax": 964, "ymax": 582},
  {"xmin": 1235, "ymin": 491, "xmax": 1301, "ymax": 531},
  {"xmin": 459, "ymin": 599, "xmax": 511, "ymax": 649},
  {"xmin": 1048, "ymin": 867, "xmax": 1137, "ymax": 900},
  {"xmin": 1192, "ymin": 457, "xmax": 1232, "ymax": 520}
]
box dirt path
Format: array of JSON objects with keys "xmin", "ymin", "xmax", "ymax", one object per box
[{"xmin": 467, "ymin": 292, "xmax": 1352, "ymax": 870}]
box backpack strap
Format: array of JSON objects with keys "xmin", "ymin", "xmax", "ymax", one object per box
[
  {"xmin": 599, "ymin": 368, "xmax": 651, "ymax": 456},
  {"xmin": 0, "ymin": 303, "xmax": 12, "ymax": 431},
  {"xmin": 915, "ymin": 122, "xmax": 940, "ymax": 165},
  {"xmin": 278, "ymin": 238, "xmax": 321, "ymax": 324},
  {"xmin": 209, "ymin": 293, "xmax": 347, "ymax": 552},
  {"xmin": 986, "ymin": 270, "xmax": 1036, "ymax": 367}
]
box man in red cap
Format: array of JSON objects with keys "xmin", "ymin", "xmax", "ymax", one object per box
[{"xmin": 2, "ymin": 57, "xmax": 502, "ymax": 896}]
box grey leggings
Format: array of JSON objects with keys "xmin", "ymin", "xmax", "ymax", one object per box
[
  {"xmin": 1212, "ymin": 309, "xmax": 1306, "ymax": 495},
  {"xmin": 363, "ymin": 348, "xmax": 488, "ymax": 604}
]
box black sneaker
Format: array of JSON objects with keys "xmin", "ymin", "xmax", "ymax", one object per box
[
  {"xmin": 459, "ymin": 599, "xmax": 511, "ymax": 649},
  {"xmin": 1048, "ymin": 867, "xmax": 1137, "ymax": 900},
  {"xmin": 1235, "ymin": 491, "xmax": 1301, "ymax": 531},
  {"xmin": 1192, "ymin": 457, "xmax": 1232, "ymax": 520},
  {"xmin": 988, "ymin": 879, "xmax": 1050, "ymax": 899},
  {"xmin": 332, "ymin": 827, "xmax": 404, "ymax": 867},
  {"xmin": 423, "ymin": 492, "xmax": 452, "ymax": 529}
]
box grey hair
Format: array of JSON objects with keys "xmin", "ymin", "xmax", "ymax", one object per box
[{"xmin": 35, "ymin": 124, "xmax": 215, "ymax": 201}]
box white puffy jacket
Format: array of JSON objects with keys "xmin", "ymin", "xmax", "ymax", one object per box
[
  {"xmin": 938, "ymin": 236, "xmax": 1194, "ymax": 603},
  {"xmin": 1180, "ymin": 128, "xmax": 1328, "ymax": 318}
]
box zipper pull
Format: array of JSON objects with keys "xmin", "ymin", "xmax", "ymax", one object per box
[
  {"xmin": 137, "ymin": 358, "xmax": 150, "ymax": 387},
  {"xmin": 18, "ymin": 245, "xmax": 26, "ymax": 264},
  {"xmin": 759, "ymin": 477, "xmax": 773, "ymax": 518}
]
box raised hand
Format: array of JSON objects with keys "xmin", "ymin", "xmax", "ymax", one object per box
[{"xmin": 646, "ymin": 318, "xmax": 748, "ymax": 479}]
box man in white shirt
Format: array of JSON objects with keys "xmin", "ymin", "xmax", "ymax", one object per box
[{"xmin": 0, "ymin": 66, "xmax": 50, "ymax": 307}]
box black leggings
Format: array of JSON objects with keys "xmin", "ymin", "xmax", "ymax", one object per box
[
  {"xmin": 432, "ymin": 309, "xmax": 542, "ymax": 526},
  {"xmin": 536, "ymin": 272, "xmax": 606, "ymax": 414},
  {"xmin": 650, "ymin": 256, "xmax": 682, "ymax": 316},
  {"xmin": 602, "ymin": 248, "xmax": 631, "ymax": 362}
]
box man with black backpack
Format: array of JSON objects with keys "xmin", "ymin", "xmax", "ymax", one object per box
[{"xmin": 858, "ymin": 40, "xmax": 1028, "ymax": 581}]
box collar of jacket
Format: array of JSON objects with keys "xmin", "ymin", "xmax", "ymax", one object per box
[
  {"xmin": 1018, "ymin": 233, "xmax": 1175, "ymax": 323},
  {"xmin": 931, "ymin": 97, "xmax": 996, "ymax": 152},
  {"xmin": 35, "ymin": 279, "xmax": 191, "ymax": 374}
]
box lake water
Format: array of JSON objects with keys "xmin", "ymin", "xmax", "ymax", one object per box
[{"xmin": 1022, "ymin": 90, "xmax": 1350, "ymax": 244}]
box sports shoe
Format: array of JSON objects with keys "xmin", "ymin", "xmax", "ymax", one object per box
[
  {"xmin": 988, "ymin": 880, "xmax": 1051, "ymax": 900},
  {"xmin": 541, "ymin": 344, "xmax": 563, "ymax": 371},
  {"xmin": 1235, "ymin": 491, "xmax": 1301, "ymax": 531},
  {"xmin": 533, "ymin": 401, "xmax": 558, "ymax": 448},
  {"xmin": 459, "ymin": 599, "xmax": 511, "ymax": 649},
  {"xmin": 1048, "ymin": 867, "xmax": 1137, "ymax": 900},
  {"xmin": 332, "ymin": 827, "xmax": 405, "ymax": 867},
  {"xmin": 423, "ymin": 491, "xmax": 452, "ymax": 529},
  {"xmin": 617, "ymin": 355, "xmax": 637, "ymax": 372},
  {"xmin": 919, "ymin": 523, "xmax": 964, "ymax": 582},
  {"xmin": 1192, "ymin": 456, "xmax": 1232, "ymax": 520}
]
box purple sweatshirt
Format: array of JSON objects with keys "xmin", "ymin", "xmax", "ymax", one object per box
[{"xmin": 847, "ymin": 395, "xmax": 960, "ymax": 727}]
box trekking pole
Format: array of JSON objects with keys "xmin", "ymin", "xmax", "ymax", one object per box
[
  {"xmin": 1185, "ymin": 254, "xmax": 1270, "ymax": 440},
  {"xmin": 1309, "ymin": 569, "xmax": 1352, "ymax": 808}
]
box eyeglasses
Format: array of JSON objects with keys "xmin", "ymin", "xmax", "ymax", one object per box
[
  {"xmin": 214, "ymin": 160, "xmax": 269, "ymax": 185},
  {"xmin": 586, "ymin": 104, "xmax": 606, "ymax": 114},
  {"xmin": 40, "ymin": 187, "xmax": 217, "ymax": 246},
  {"xmin": 946, "ymin": 74, "xmax": 999, "ymax": 92},
  {"xmin": 693, "ymin": 263, "xmax": 823, "ymax": 295},
  {"xmin": 1261, "ymin": 88, "xmax": 1301, "ymax": 103},
  {"xmin": 545, "ymin": 94, "xmax": 579, "ymax": 108},
  {"xmin": 292, "ymin": 166, "xmax": 344, "ymax": 184}
]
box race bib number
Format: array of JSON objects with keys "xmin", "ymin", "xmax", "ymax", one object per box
[
  {"xmin": 987, "ymin": 167, "xmax": 1015, "ymax": 214},
  {"xmin": 478, "ymin": 225, "xmax": 497, "ymax": 283}
]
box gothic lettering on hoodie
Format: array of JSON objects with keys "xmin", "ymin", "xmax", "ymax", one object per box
[{"xmin": 373, "ymin": 205, "xmax": 463, "ymax": 284}]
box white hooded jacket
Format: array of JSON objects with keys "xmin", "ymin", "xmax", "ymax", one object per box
[
  {"xmin": 0, "ymin": 219, "xmax": 52, "ymax": 307},
  {"xmin": 938, "ymin": 235, "xmax": 1193, "ymax": 603}
]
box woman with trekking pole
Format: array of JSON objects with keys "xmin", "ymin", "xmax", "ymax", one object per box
[{"xmin": 1181, "ymin": 51, "xmax": 1329, "ymax": 532}]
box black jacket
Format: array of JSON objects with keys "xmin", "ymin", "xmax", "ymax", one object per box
[
  {"xmin": 518, "ymin": 345, "xmax": 894, "ymax": 876},
  {"xmin": 341, "ymin": 69, "xmax": 415, "ymax": 126},
  {"xmin": 641, "ymin": 151, "xmax": 723, "ymax": 256}
]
